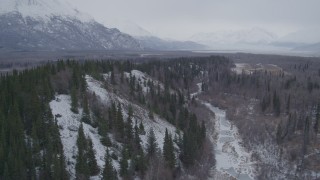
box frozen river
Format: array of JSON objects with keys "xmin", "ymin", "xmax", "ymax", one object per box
[
  {"xmin": 204, "ymin": 103, "xmax": 255, "ymax": 180},
  {"xmin": 192, "ymin": 83, "xmax": 256, "ymax": 179}
]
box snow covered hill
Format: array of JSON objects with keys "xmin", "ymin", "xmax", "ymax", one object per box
[
  {"xmin": 0, "ymin": 0, "xmax": 142, "ymax": 51},
  {"xmin": 86, "ymin": 74, "xmax": 178, "ymax": 149},
  {"xmin": 49, "ymin": 71, "xmax": 179, "ymax": 179}
]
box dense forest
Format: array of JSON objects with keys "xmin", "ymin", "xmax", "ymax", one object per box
[
  {"xmin": 0, "ymin": 55, "xmax": 319, "ymax": 179},
  {"xmin": 0, "ymin": 57, "xmax": 223, "ymax": 179}
]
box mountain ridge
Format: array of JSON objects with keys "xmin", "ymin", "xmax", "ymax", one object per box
[{"xmin": 0, "ymin": 0, "xmax": 143, "ymax": 51}]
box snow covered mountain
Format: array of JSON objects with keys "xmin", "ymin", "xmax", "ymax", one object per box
[
  {"xmin": 190, "ymin": 27, "xmax": 278, "ymax": 49},
  {"xmin": 103, "ymin": 19, "xmax": 206, "ymax": 50},
  {"xmin": 0, "ymin": 0, "xmax": 142, "ymax": 51},
  {"xmin": 103, "ymin": 19, "xmax": 153, "ymax": 37},
  {"xmin": 137, "ymin": 36, "xmax": 207, "ymax": 50}
]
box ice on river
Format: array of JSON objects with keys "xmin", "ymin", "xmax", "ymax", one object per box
[{"xmin": 204, "ymin": 103, "xmax": 256, "ymax": 180}]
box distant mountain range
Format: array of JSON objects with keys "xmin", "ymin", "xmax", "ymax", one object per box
[
  {"xmin": 190, "ymin": 27, "xmax": 278, "ymax": 46},
  {"xmin": 0, "ymin": 0, "xmax": 319, "ymax": 54},
  {"xmin": 189, "ymin": 27, "xmax": 320, "ymax": 55},
  {"xmin": 103, "ymin": 19, "xmax": 206, "ymax": 50},
  {"xmin": 0, "ymin": 0, "xmax": 203, "ymax": 51}
]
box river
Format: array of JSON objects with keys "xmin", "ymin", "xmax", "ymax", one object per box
[{"xmin": 192, "ymin": 83, "xmax": 256, "ymax": 180}]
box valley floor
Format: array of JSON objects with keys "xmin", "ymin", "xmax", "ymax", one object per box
[{"xmin": 192, "ymin": 83, "xmax": 256, "ymax": 180}]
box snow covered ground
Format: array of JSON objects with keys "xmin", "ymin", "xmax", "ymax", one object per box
[
  {"xmin": 190, "ymin": 83, "xmax": 202, "ymax": 98},
  {"xmin": 192, "ymin": 82, "xmax": 256, "ymax": 179},
  {"xmin": 231, "ymin": 63, "xmax": 247, "ymax": 75},
  {"xmin": 124, "ymin": 70, "xmax": 164, "ymax": 94},
  {"xmin": 50, "ymin": 95, "xmax": 118, "ymax": 179},
  {"xmin": 50, "ymin": 95, "xmax": 82, "ymax": 178},
  {"xmin": 86, "ymin": 74, "xmax": 178, "ymax": 153},
  {"xmin": 204, "ymin": 103, "xmax": 256, "ymax": 180}
]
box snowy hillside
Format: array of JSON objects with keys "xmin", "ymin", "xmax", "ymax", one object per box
[
  {"xmin": 49, "ymin": 72, "xmax": 179, "ymax": 179},
  {"xmin": 86, "ymin": 74, "xmax": 178, "ymax": 149},
  {"xmin": 50, "ymin": 95, "xmax": 119, "ymax": 179},
  {"xmin": 124, "ymin": 70, "xmax": 164, "ymax": 94}
]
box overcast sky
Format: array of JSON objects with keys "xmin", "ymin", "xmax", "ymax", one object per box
[{"xmin": 66, "ymin": 0, "xmax": 320, "ymax": 40}]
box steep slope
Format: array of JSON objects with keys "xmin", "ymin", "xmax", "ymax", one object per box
[
  {"xmin": 103, "ymin": 19, "xmax": 153, "ymax": 37},
  {"xmin": 0, "ymin": 0, "xmax": 142, "ymax": 51},
  {"xmin": 49, "ymin": 73, "xmax": 179, "ymax": 179}
]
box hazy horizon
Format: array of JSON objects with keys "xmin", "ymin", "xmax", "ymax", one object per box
[{"xmin": 66, "ymin": 0, "xmax": 320, "ymax": 41}]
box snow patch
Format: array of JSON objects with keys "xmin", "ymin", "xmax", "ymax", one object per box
[
  {"xmin": 0, "ymin": 0, "xmax": 93, "ymax": 23},
  {"xmin": 124, "ymin": 70, "xmax": 164, "ymax": 94},
  {"xmin": 50, "ymin": 94, "xmax": 111, "ymax": 179}
]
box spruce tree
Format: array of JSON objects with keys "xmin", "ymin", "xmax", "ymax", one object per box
[
  {"xmin": 147, "ymin": 128, "xmax": 158, "ymax": 157},
  {"xmin": 102, "ymin": 149, "xmax": 117, "ymax": 180},
  {"xmin": 163, "ymin": 129, "xmax": 175, "ymax": 169},
  {"xmin": 116, "ymin": 104, "xmax": 124, "ymax": 139},
  {"xmin": 81, "ymin": 95, "xmax": 91, "ymax": 124},
  {"xmin": 71, "ymin": 87, "xmax": 79, "ymax": 114},
  {"xmin": 87, "ymin": 137, "xmax": 100, "ymax": 176},
  {"xmin": 119, "ymin": 148, "xmax": 128, "ymax": 177},
  {"xmin": 75, "ymin": 123, "xmax": 89, "ymax": 179}
]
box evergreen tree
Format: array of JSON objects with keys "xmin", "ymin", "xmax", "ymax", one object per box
[
  {"xmin": 102, "ymin": 149, "xmax": 117, "ymax": 180},
  {"xmin": 119, "ymin": 148, "xmax": 128, "ymax": 177},
  {"xmin": 132, "ymin": 148, "xmax": 146, "ymax": 175},
  {"xmin": 116, "ymin": 104, "xmax": 124, "ymax": 139},
  {"xmin": 87, "ymin": 138, "xmax": 100, "ymax": 176},
  {"xmin": 71, "ymin": 86, "xmax": 79, "ymax": 114},
  {"xmin": 81, "ymin": 95, "xmax": 91, "ymax": 124},
  {"xmin": 146, "ymin": 128, "xmax": 158, "ymax": 157},
  {"xmin": 125, "ymin": 105, "xmax": 133, "ymax": 142},
  {"xmin": 163, "ymin": 129, "xmax": 175, "ymax": 169},
  {"xmin": 75, "ymin": 123, "xmax": 89, "ymax": 179},
  {"xmin": 273, "ymin": 91, "xmax": 281, "ymax": 116}
]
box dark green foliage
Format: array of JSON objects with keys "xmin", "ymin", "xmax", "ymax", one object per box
[
  {"xmin": 87, "ymin": 138, "xmax": 100, "ymax": 176},
  {"xmin": 147, "ymin": 128, "xmax": 158, "ymax": 157},
  {"xmin": 71, "ymin": 86, "xmax": 79, "ymax": 114},
  {"xmin": 75, "ymin": 124, "xmax": 100, "ymax": 178},
  {"xmin": 116, "ymin": 104, "xmax": 124, "ymax": 139},
  {"xmin": 119, "ymin": 148, "xmax": 128, "ymax": 177},
  {"xmin": 273, "ymin": 91, "xmax": 281, "ymax": 116},
  {"xmin": 81, "ymin": 94, "xmax": 91, "ymax": 124},
  {"xmin": 0, "ymin": 63, "xmax": 68, "ymax": 179},
  {"xmin": 103, "ymin": 149, "xmax": 117, "ymax": 180},
  {"xmin": 163, "ymin": 129, "xmax": 175, "ymax": 169},
  {"xmin": 75, "ymin": 124, "xmax": 89, "ymax": 179},
  {"xmin": 180, "ymin": 114, "xmax": 205, "ymax": 167},
  {"xmin": 131, "ymin": 148, "xmax": 146, "ymax": 176}
]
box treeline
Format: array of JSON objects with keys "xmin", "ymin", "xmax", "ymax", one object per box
[
  {"xmin": 0, "ymin": 65, "xmax": 68, "ymax": 179},
  {"xmin": 1, "ymin": 56, "xmax": 227, "ymax": 179}
]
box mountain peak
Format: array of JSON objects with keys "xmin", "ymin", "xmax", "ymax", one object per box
[{"xmin": 0, "ymin": 0, "xmax": 92, "ymax": 22}]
